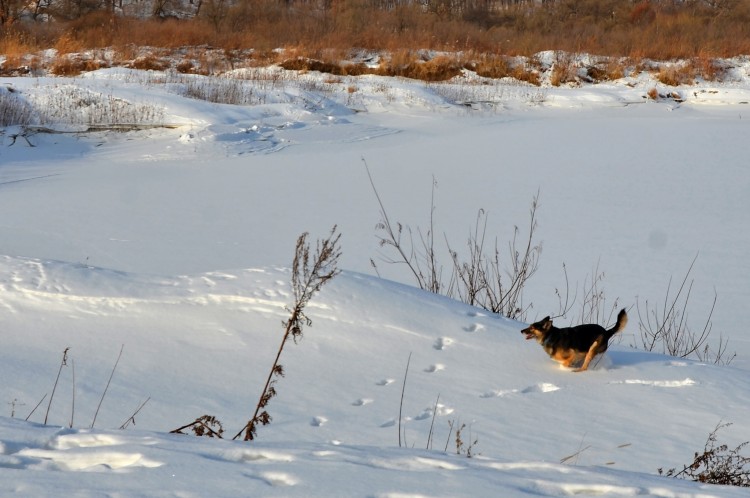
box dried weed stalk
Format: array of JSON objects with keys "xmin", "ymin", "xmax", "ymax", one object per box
[
  {"xmin": 233, "ymin": 226, "xmax": 341, "ymax": 441},
  {"xmin": 44, "ymin": 347, "xmax": 70, "ymax": 425}
]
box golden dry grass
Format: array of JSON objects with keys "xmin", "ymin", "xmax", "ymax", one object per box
[{"xmin": 2, "ymin": 1, "xmax": 750, "ymax": 82}]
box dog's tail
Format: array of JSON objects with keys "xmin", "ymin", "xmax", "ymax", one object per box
[{"xmin": 605, "ymin": 308, "xmax": 628, "ymax": 340}]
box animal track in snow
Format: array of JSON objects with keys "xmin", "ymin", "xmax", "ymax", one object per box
[
  {"xmin": 1, "ymin": 430, "xmax": 164, "ymax": 472},
  {"xmin": 611, "ymin": 378, "xmax": 696, "ymax": 388},
  {"xmin": 424, "ymin": 364, "xmax": 445, "ymax": 373},
  {"xmin": 49, "ymin": 433, "xmax": 134, "ymax": 450},
  {"xmin": 414, "ymin": 403, "xmax": 454, "ymax": 420},
  {"xmin": 433, "ymin": 337, "xmax": 454, "ymax": 350},
  {"xmin": 521, "ymin": 383, "xmax": 560, "ymax": 394},
  {"xmin": 376, "ymin": 378, "xmax": 395, "ymax": 386},
  {"xmin": 414, "ymin": 410, "xmax": 433, "ymax": 421},
  {"xmin": 463, "ymin": 323, "xmax": 485, "ymax": 333},
  {"xmin": 480, "ymin": 388, "xmax": 520, "ymax": 398},
  {"xmin": 367, "ymin": 456, "xmax": 464, "ymax": 472},
  {"xmin": 16, "ymin": 448, "xmax": 163, "ymax": 471},
  {"xmin": 222, "ymin": 449, "xmax": 295, "ymax": 463},
  {"xmin": 311, "ymin": 416, "xmax": 328, "ymax": 427},
  {"xmin": 352, "ymin": 398, "xmax": 373, "ymax": 407},
  {"xmin": 251, "ymin": 471, "xmax": 298, "ymax": 487},
  {"xmin": 480, "ymin": 384, "xmax": 559, "ymax": 398}
]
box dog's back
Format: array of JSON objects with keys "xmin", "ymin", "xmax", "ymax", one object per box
[{"xmin": 549, "ymin": 323, "xmax": 611, "ymax": 355}]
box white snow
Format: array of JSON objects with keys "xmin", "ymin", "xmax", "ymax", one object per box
[{"xmin": 1, "ymin": 61, "xmax": 749, "ymax": 496}]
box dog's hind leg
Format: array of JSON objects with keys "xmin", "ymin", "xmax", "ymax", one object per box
[{"xmin": 574, "ymin": 338, "xmax": 602, "ymax": 372}]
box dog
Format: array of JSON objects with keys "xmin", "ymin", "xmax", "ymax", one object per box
[{"xmin": 521, "ymin": 309, "xmax": 627, "ymax": 372}]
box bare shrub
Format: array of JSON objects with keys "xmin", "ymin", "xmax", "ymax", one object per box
[
  {"xmin": 366, "ymin": 164, "xmax": 444, "ymax": 295},
  {"xmin": 365, "ymin": 160, "xmax": 541, "ymax": 320},
  {"xmin": 554, "ymin": 262, "xmax": 622, "ymax": 329},
  {"xmin": 660, "ymin": 422, "xmax": 750, "ymax": 487},
  {"xmin": 447, "ymin": 197, "xmax": 541, "ymax": 319},
  {"xmin": 637, "ymin": 255, "xmax": 734, "ymax": 365}
]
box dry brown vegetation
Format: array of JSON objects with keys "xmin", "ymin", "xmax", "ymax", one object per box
[{"xmin": 1, "ymin": 1, "xmax": 750, "ymax": 82}]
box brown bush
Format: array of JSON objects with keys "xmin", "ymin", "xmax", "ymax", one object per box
[
  {"xmin": 511, "ymin": 65, "xmax": 541, "ymax": 87},
  {"xmin": 129, "ymin": 54, "xmax": 170, "ymax": 71},
  {"xmin": 49, "ymin": 56, "xmax": 104, "ymax": 76},
  {"xmin": 656, "ymin": 64, "xmax": 696, "ymax": 86},
  {"xmin": 467, "ymin": 54, "xmax": 513, "ymax": 79},
  {"xmin": 176, "ymin": 60, "xmax": 196, "ymax": 74},
  {"xmin": 690, "ymin": 56, "xmax": 726, "ymax": 82},
  {"xmin": 550, "ymin": 53, "xmax": 580, "ymax": 87}
]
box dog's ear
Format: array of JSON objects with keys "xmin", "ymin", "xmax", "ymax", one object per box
[{"xmin": 541, "ymin": 317, "xmax": 553, "ymax": 331}]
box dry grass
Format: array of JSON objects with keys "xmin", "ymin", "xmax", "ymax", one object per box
[
  {"xmin": 549, "ymin": 52, "xmax": 580, "ymax": 87},
  {"xmin": 586, "ymin": 59, "xmax": 626, "ymax": 83},
  {"xmin": 3, "ymin": 2, "xmax": 750, "ymax": 83},
  {"xmin": 49, "ymin": 56, "xmax": 104, "ymax": 77},
  {"xmin": 129, "ymin": 53, "xmax": 170, "ymax": 71},
  {"xmin": 4, "ymin": 2, "xmax": 750, "ymax": 61},
  {"xmin": 656, "ymin": 64, "xmax": 697, "ymax": 87}
]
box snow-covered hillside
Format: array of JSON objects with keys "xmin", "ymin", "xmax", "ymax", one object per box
[{"xmin": 1, "ymin": 62, "xmax": 749, "ymax": 496}]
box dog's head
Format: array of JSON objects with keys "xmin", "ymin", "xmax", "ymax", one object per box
[{"xmin": 521, "ymin": 316, "xmax": 553, "ymax": 342}]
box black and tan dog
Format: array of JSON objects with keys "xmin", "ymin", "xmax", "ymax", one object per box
[{"xmin": 521, "ymin": 309, "xmax": 628, "ymax": 371}]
